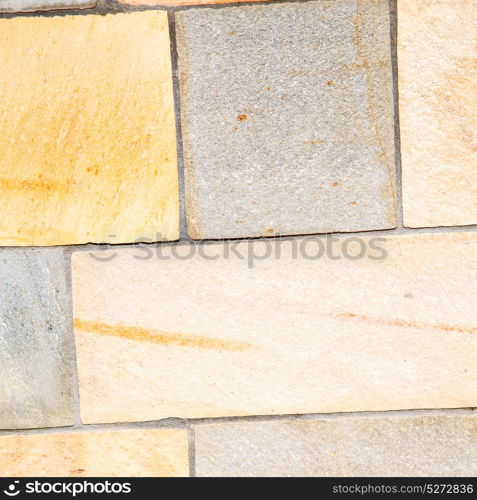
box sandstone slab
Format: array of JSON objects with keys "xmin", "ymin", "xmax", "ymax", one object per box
[
  {"xmin": 399, "ymin": 0, "xmax": 477, "ymax": 228},
  {"xmin": 176, "ymin": 0, "xmax": 396, "ymax": 239},
  {"xmin": 0, "ymin": 429, "xmax": 189, "ymax": 477},
  {"xmin": 0, "ymin": 249, "xmax": 74, "ymax": 430},
  {"xmin": 0, "ymin": 12, "xmax": 178, "ymax": 245},
  {"xmin": 73, "ymin": 232, "xmax": 477, "ymax": 423},
  {"xmin": 194, "ymin": 413, "xmax": 477, "ymax": 477},
  {"xmin": 0, "ymin": 0, "xmax": 95, "ymax": 11}
]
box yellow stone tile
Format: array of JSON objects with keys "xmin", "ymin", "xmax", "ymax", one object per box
[
  {"xmin": 73, "ymin": 233, "xmax": 477, "ymax": 423},
  {"xmin": 0, "ymin": 430, "xmax": 189, "ymax": 477},
  {"xmin": 0, "ymin": 12, "xmax": 179, "ymax": 245},
  {"xmin": 399, "ymin": 0, "xmax": 477, "ymax": 228}
]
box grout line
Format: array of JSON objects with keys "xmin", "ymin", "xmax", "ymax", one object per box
[
  {"xmin": 2, "ymin": 223, "xmax": 477, "ymax": 254},
  {"xmin": 187, "ymin": 423, "xmax": 197, "ymax": 477},
  {"xmin": 0, "ymin": 408, "xmax": 475, "ymax": 438},
  {"xmin": 389, "ymin": 0, "xmax": 403, "ymax": 230},
  {"xmin": 168, "ymin": 10, "xmax": 189, "ymax": 240},
  {"xmin": 61, "ymin": 223, "xmax": 477, "ymax": 256},
  {"xmin": 63, "ymin": 249, "xmax": 83, "ymax": 429}
]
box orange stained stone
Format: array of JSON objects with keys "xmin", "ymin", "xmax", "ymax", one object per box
[
  {"xmin": 0, "ymin": 12, "xmax": 179, "ymax": 245},
  {"xmin": 0, "ymin": 430, "xmax": 189, "ymax": 477},
  {"xmin": 121, "ymin": 0, "xmax": 275, "ymax": 5}
]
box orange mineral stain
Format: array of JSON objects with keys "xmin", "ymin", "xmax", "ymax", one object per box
[
  {"xmin": 74, "ymin": 318, "xmax": 252, "ymax": 351},
  {"xmin": 337, "ymin": 312, "xmax": 477, "ymax": 335}
]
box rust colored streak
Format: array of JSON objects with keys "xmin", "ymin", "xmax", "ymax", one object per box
[
  {"xmin": 74, "ymin": 318, "xmax": 252, "ymax": 352},
  {"xmin": 337, "ymin": 312, "xmax": 477, "ymax": 335},
  {"xmin": 0, "ymin": 178, "xmax": 72, "ymax": 193}
]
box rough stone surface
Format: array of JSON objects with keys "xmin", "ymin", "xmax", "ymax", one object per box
[
  {"xmin": 0, "ymin": 430, "xmax": 189, "ymax": 477},
  {"xmin": 194, "ymin": 413, "xmax": 477, "ymax": 477},
  {"xmin": 399, "ymin": 0, "xmax": 477, "ymax": 228},
  {"xmin": 72, "ymin": 232, "xmax": 477, "ymax": 423},
  {"xmin": 176, "ymin": 0, "xmax": 397, "ymax": 239},
  {"xmin": 0, "ymin": 0, "xmax": 95, "ymax": 11},
  {"xmin": 0, "ymin": 249, "xmax": 74, "ymax": 430},
  {"xmin": 0, "ymin": 12, "xmax": 179, "ymax": 245}
]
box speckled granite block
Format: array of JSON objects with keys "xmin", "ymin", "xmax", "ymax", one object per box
[
  {"xmin": 0, "ymin": 249, "xmax": 74, "ymax": 430},
  {"xmin": 176, "ymin": 0, "xmax": 397, "ymax": 239},
  {"xmin": 195, "ymin": 413, "xmax": 477, "ymax": 477},
  {"xmin": 0, "ymin": 0, "xmax": 95, "ymax": 12}
]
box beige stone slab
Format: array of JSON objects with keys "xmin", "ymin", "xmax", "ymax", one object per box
[
  {"xmin": 0, "ymin": 430, "xmax": 189, "ymax": 477},
  {"xmin": 0, "ymin": 12, "xmax": 178, "ymax": 245},
  {"xmin": 194, "ymin": 413, "xmax": 477, "ymax": 477},
  {"xmin": 399, "ymin": 0, "xmax": 477, "ymax": 228},
  {"xmin": 73, "ymin": 232, "xmax": 477, "ymax": 423}
]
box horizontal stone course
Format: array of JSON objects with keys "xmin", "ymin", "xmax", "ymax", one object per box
[
  {"xmin": 194, "ymin": 413, "xmax": 477, "ymax": 477},
  {"xmin": 72, "ymin": 232, "xmax": 477, "ymax": 423}
]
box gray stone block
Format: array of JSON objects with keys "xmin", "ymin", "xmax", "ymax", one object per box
[
  {"xmin": 176, "ymin": 0, "xmax": 397, "ymax": 239},
  {"xmin": 0, "ymin": 248, "xmax": 74, "ymax": 430},
  {"xmin": 194, "ymin": 413, "xmax": 477, "ymax": 477}
]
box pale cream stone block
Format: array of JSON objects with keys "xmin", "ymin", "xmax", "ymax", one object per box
[
  {"xmin": 72, "ymin": 233, "xmax": 477, "ymax": 423},
  {"xmin": 399, "ymin": 0, "xmax": 477, "ymax": 228}
]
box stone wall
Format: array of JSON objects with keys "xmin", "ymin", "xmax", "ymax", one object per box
[{"xmin": 0, "ymin": 0, "xmax": 476, "ymax": 477}]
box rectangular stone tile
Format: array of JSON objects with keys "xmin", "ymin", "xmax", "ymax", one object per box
[
  {"xmin": 0, "ymin": 249, "xmax": 73, "ymax": 430},
  {"xmin": 399, "ymin": 0, "xmax": 477, "ymax": 228},
  {"xmin": 0, "ymin": 430, "xmax": 189, "ymax": 477},
  {"xmin": 73, "ymin": 232, "xmax": 477, "ymax": 423},
  {"xmin": 194, "ymin": 413, "xmax": 477, "ymax": 477},
  {"xmin": 0, "ymin": 0, "xmax": 95, "ymax": 11},
  {"xmin": 0, "ymin": 12, "xmax": 178, "ymax": 245},
  {"xmin": 176, "ymin": 0, "xmax": 396, "ymax": 239}
]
